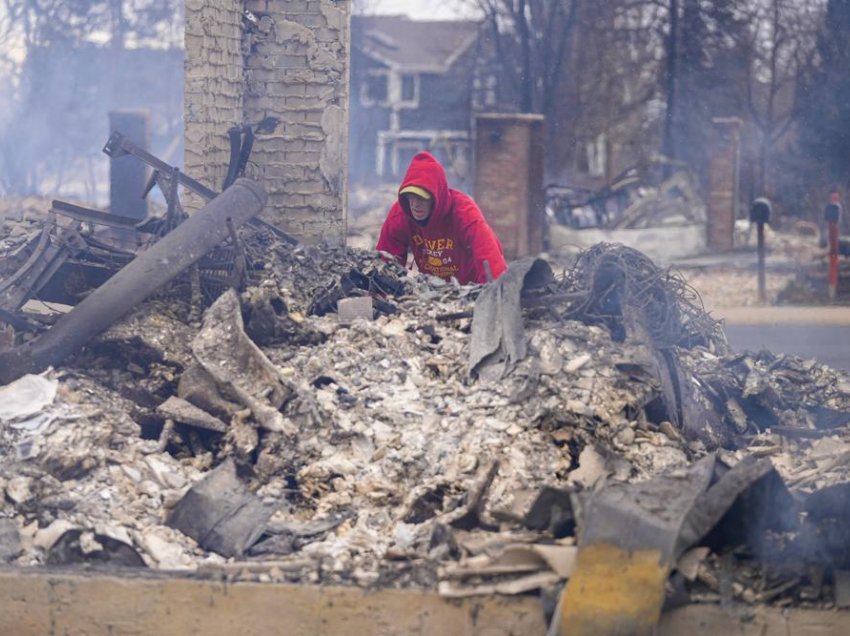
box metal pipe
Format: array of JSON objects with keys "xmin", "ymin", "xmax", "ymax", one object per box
[
  {"xmin": 0, "ymin": 179, "xmax": 267, "ymax": 385},
  {"xmin": 829, "ymin": 221, "xmax": 839, "ymax": 302},
  {"xmin": 756, "ymin": 221, "xmax": 766, "ymax": 303},
  {"xmin": 825, "ymin": 194, "xmax": 841, "ymax": 302},
  {"xmin": 749, "ymin": 198, "xmax": 772, "ymax": 305}
]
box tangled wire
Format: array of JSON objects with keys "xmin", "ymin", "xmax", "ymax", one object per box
[{"xmin": 557, "ymin": 243, "xmax": 728, "ymax": 353}]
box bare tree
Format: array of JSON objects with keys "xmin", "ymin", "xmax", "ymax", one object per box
[
  {"xmin": 457, "ymin": 0, "xmax": 580, "ymax": 178},
  {"xmin": 459, "ymin": 0, "xmax": 684, "ymax": 181},
  {"xmin": 1, "ymin": 0, "xmax": 178, "ymax": 51},
  {"xmin": 468, "ymin": 0, "xmax": 579, "ymax": 116},
  {"xmin": 561, "ymin": 1, "xmax": 668, "ymax": 180},
  {"xmin": 743, "ymin": 0, "xmax": 823, "ymax": 197},
  {"xmin": 655, "ymin": 0, "xmax": 755, "ymax": 190},
  {"xmin": 457, "ymin": 0, "xmax": 824, "ymax": 202},
  {"xmin": 662, "ymin": 0, "xmax": 678, "ymax": 168}
]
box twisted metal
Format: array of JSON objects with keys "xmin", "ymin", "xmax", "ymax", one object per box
[{"xmin": 555, "ymin": 243, "xmax": 727, "ymax": 353}]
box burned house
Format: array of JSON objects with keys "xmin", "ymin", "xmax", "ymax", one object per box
[
  {"xmin": 3, "ymin": 190, "xmax": 850, "ymax": 633},
  {"xmin": 4, "ymin": 2, "xmax": 850, "ymax": 635},
  {"xmin": 349, "ymin": 16, "xmax": 495, "ymax": 190}
]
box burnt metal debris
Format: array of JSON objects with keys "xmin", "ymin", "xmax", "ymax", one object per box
[
  {"xmin": 308, "ymin": 267, "xmax": 404, "ymax": 318},
  {"xmin": 223, "ymin": 125, "xmax": 255, "ymax": 191},
  {"xmin": 105, "ymin": 129, "xmax": 297, "ymax": 245},
  {"xmin": 166, "ymin": 458, "xmax": 271, "ymax": 558},
  {"xmin": 553, "ymin": 454, "xmax": 796, "ymax": 634},
  {"xmin": 2, "ymin": 171, "xmax": 850, "ymax": 631},
  {"xmin": 104, "ymin": 130, "xmax": 218, "ymax": 202},
  {"xmin": 0, "ymin": 178, "xmax": 268, "ymax": 385},
  {"xmin": 0, "ymin": 130, "xmax": 294, "ymax": 385},
  {"xmin": 545, "ymin": 165, "xmax": 705, "ymax": 231}
]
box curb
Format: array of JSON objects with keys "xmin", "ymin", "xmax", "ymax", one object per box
[{"xmin": 711, "ymin": 306, "xmax": 850, "ymax": 326}]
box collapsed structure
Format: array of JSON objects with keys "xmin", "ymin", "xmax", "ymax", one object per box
[
  {"xmin": 546, "ymin": 166, "xmax": 710, "ymax": 265},
  {"xmin": 2, "ymin": 156, "xmax": 850, "ymax": 632}
]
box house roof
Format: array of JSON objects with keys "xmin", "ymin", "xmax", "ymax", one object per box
[{"xmin": 353, "ymin": 15, "xmax": 481, "ymax": 73}]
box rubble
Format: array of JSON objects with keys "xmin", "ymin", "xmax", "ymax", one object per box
[
  {"xmin": 166, "ymin": 458, "xmax": 271, "ymax": 558},
  {"xmin": 0, "ymin": 177, "xmax": 268, "ymax": 385},
  {"xmin": 546, "ymin": 169, "xmax": 709, "ymax": 265},
  {"xmin": 2, "ymin": 188, "xmax": 850, "ymax": 628},
  {"xmin": 545, "ymin": 168, "xmax": 703, "ymax": 229}
]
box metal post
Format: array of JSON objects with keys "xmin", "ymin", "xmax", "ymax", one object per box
[
  {"xmin": 757, "ymin": 224, "xmax": 766, "ymax": 302},
  {"xmin": 825, "ymin": 194, "xmax": 842, "ymax": 302},
  {"xmin": 109, "ymin": 111, "xmax": 150, "ymax": 219},
  {"xmin": 750, "ymin": 198, "xmax": 771, "ymax": 304}
]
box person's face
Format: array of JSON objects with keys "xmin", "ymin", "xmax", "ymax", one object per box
[{"xmin": 406, "ymin": 193, "xmax": 433, "ymax": 222}]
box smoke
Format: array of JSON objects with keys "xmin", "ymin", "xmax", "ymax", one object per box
[{"xmin": 0, "ymin": 43, "xmax": 183, "ymax": 206}]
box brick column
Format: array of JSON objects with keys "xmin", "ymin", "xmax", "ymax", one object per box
[
  {"xmin": 184, "ymin": 0, "xmax": 244, "ymax": 212},
  {"xmin": 474, "ymin": 114, "xmax": 545, "ymax": 259},
  {"xmin": 185, "ymin": 0, "xmax": 350, "ymax": 245},
  {"xmin": 707, "ymin": 117, "xmax": 742, "ymax": 251}
]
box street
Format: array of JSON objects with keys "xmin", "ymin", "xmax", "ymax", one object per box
[
  {"xmin": 717, "ymin": 307, "xmax": 850, "ymax": 373},
  {"xmin": 724, "ymin": 324, "xmax": 850, "ymax": 372}
]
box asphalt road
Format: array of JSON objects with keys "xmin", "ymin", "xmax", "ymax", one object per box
[
  {"xmin": 716, "ymin": 307, "xmax": 850, "ymax": 373},
  {"xmin": 724, "ymin": 324, "xmax": 850, "ymax": 372}
]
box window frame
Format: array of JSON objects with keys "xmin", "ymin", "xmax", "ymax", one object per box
[{"xmin": 360, "ymin": 69, "xmax": 390, "ymax": 107}]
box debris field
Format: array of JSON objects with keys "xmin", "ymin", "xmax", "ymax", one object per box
[{"xmin": 2, "ymin": 191, "xmax": 850, "ymax": 619}]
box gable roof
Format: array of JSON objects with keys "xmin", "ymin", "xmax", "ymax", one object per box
[{"xmin": 352, "ymin": 15, "xmax": 481, "ymax": 73}]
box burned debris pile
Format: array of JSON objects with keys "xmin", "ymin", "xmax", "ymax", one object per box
[
  {"xmin": 2, "ymin": 195, "xmax": 850, "ymax": 620},
  {"xmin": 546, "ymin": 169, "xmax": 705, "ymax": 231},
  {"xmin": 546, "ymin": 168, "xmax": 712, "ymax": 267}
]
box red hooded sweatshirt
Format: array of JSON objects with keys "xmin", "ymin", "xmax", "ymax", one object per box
[{"xmin": 376, "ymin": 152, "xmax": 507, "ymax": 285}]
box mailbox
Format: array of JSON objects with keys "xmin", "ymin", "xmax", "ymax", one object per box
[{"xmin": 749, "ymin": 198, "xmax": 772, "ymax": 224}]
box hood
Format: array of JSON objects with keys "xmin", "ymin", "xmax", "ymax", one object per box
[{"xmin": 398, "ymin": 152, "xmax": 451, "ymax": 225}]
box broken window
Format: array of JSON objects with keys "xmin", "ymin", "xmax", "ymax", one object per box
[
  {"xmin": 361, "ymin": 72, "xmax": 388, "ymax": 106},
  {"xmin": 472, "ymin": 75, "xmax": 497, "ymax": 110},
  {"xmin": 400, "ymin": 74, "xmax": 418, "ymax": 104},
  {"xmin": 587, "ymin": 133, "xmax": 608, "ymax": 178}
]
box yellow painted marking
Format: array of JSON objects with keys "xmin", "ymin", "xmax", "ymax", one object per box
[{"xmin": 557, "ymin": 543, "xmax": 669, "ymax": 636}]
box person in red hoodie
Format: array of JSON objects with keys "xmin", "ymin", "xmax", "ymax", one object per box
[{"xmin": 376, "ymin": 152, "xmax": 507, "ymax": 285}]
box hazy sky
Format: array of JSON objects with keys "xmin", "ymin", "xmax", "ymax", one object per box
[{"xmin": 365, "ymin": 0, "xmax": 479, "ymax": 20}]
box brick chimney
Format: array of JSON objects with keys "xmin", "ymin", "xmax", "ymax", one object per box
[
  {"xmin": 706, "ymin": 117, "xmax": 743, "ymax": 251},
  {"xmin": 474, "ymin": 114, "xmax": 545, "ymax": 259}
]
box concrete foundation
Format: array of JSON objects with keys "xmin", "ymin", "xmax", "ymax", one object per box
[{"xmin": 1, "ymin": 568, "xmax": 848, "ymax": 635}]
